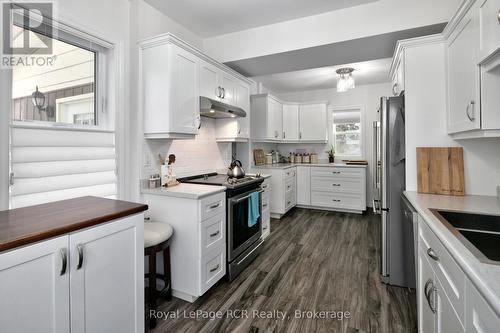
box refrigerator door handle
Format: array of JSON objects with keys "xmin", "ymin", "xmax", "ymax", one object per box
[
  {"xmin": 381, "ymin": 210, "xmax": 389, "ymax": 279},
  {"xmin": 372, "ymin": 121, "xmax": 378, "ymax": 190}
]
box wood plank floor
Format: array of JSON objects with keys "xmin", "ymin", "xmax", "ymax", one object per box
[{"xmin": 150, "ymin": 208, "xmax": 417, "ymax": 333}]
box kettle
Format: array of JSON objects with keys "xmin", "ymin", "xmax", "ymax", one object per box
[{"xmin": 227, "ymin": 159, "xmax": 245, "ymax": 178}]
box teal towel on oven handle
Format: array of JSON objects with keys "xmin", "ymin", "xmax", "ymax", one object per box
[{"xmin": 248, "ymin": 191, "xmax": 260, "ymax": 227}]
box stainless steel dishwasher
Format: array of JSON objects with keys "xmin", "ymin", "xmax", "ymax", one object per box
[{"xmin": 401, "ymin": 195, "xmax": 418, "ymax": 289}]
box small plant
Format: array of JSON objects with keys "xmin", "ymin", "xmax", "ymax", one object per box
[{"xmin": 326, "ymin": 145, "xmax": 335, "ymax": 163}]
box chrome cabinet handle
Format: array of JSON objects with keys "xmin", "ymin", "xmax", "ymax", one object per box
[
  {"xmin": 332, "ymin": 171, "xmax": 340, "ymax": 174},
  {"xmin": 263, "ymin": 203, "xmax": 268, "ymax": 207},
  {"xmin": 392, "ymin": 83, "xmax": 398, "ymax": 96},
  {"xmin": 283, "ymin": 131, "xmax": 286, "ymax": 139},
  {"xmin": 332, "ymin": 183, "xmax": 341, "ymax": 187},
  {"xmin": 332, "ymin": 199, "xmax": 341, "ymax": 202},
  {"xmin": 60, "ymin": 248, "xmax": 67, "ymax": 276},
  {"xmin": 76, "ymin": 244, "xmax": 84, "ymax": 270},
  {"xmin": 466, "ymin": 101, "xmax": 475, "ymax": 121},
  {"xmin": 221, "ymin": 88, "xmax": 226, "ymax": 99},
  {"xmin": 210, "ymin": 264, "xmax": 220, "ymax": 273},
  {"xmin": 427, "ymin": 248, "xmax": 439, "ymax": 261},
  {"xmin": 287, "ymin": 201, "xmax": 291, "ymax": 205},
  {"xmin": 424, "ymin": 279, "xmax": 437, "ymax": 314},
  {"xmin": 498, "ymin": 8, "xmax": 500, "ymax": 24},
  {"xmin": 274, "ymin": 130, "xmax": 278, "ymax": 138},
  {"xmin": 263, "ymin": 226, "xmax": 268, "ymax": 230},
  {"xmin": 209, "ymin": 203, "xmax": 220, "ymax": 209},
  {"xmin": 262, "ymin": 185, "xmax": 268, "ymax": 189},
  {"xmin": 299, "ymin": 132, "xmax": 302, "ymax": 139},
  {"xmin": 209, "ymin": 230, "xmax": 220, "ymax": 238},
  {"xmin": 217, "ymin": 86, "xmax": 222, "ymax": 98}
]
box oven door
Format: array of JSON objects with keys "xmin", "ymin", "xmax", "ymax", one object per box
[{"xmin": 227, "ymin": 188, "xmax": 263, "ymax": 262}]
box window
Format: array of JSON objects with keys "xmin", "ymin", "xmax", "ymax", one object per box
[
  {"xmin": 9, "ymin": 8, "xmax": 108, "ymax": 128},
  {"xmin": 332, "ymin": 108, "xmax": 363, "ymax": 157}
]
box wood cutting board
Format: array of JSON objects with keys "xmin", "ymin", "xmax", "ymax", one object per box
[
  {"xmin": 417, "ymin": 147, "xmax": 464, "ymax": 196},
  {"xmin": 253, "ymin": 149, "xmax": 266, "ymax": 166}
]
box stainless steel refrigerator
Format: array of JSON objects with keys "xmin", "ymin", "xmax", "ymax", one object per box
[{"xmin": 373, "ymin": 95, "xmax": 412, "ymax": 288}]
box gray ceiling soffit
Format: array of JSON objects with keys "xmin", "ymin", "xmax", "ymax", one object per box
[{"xmin": 225, "ymin": 23, "xmax": 447, "ymax": 77}]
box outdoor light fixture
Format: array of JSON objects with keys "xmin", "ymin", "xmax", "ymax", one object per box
[
  {"xmin": 336, "ymin": 68, "xmax": 355, "ymax": 92},
  {"xmin": 31, "ymin": 86, "xmax": 46, "ymax": 112}
]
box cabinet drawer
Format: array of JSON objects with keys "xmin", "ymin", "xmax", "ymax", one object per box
[
  {"xmin": 199, "ymin": 193, "xmax": 225, "ymax": 221},
  {"xmin": 262, "ymin": 208, "xmax": 271, "ymax": 234},
  {"xmin": 200, "ymin": 248, "xmax": 225, "ymax": 295},
  {"xmin": 285, "ymin": 178, "xmax": 295, "ymax": 193},
  {"xmin": 285, "ymin": 189, "xmax": 295, "ymax": 210},
  {"xmin": 283, "ymin": 168, "xmax": 296, "ymax": 179},
  {"xmin": 262, "ymin": 192, "xmax": 270, "ymax": 211},
  {"xmin": 200, "ymin": 213, "xmax": 225, "ymax": 257},
  {"xmin": 418, "ymin": 217, "xmax": 466, "ymax": 322},
  {"xmin": 311, "ymin": 191, "xmax": 363, "ymax": 210},
  {"xmin": 261, "ymin": 179, "xmax": 271, "ymax": 193},
  {"xmin": 311, "ymin": 176, "xmax": 364, "ymax": 194},
  {"xmin": 311, "ymin": 167, "xmax": 364, "ymax": 179}
]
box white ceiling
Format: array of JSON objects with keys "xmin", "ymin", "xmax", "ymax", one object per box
[
  {"xmin": 144, "ymin": 0, "xmax": 378, "ymax": 37},
  {"xmin": 252, "ymin": 58, "xmax": 392, "ymax": 93}
]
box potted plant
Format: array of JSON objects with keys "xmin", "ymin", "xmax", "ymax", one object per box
[{"xmin": 326, "ymin": 145, "xmax": 335, "ymax": 163}]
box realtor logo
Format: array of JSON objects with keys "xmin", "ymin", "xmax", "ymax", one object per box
[{"xmin": 2, "ymin": 2, "xmax": 53, "ymax": 55}]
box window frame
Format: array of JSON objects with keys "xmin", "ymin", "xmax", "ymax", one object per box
[{"xmin": 330, "ymin": 105, "xmax": 365, "ymax": 160}]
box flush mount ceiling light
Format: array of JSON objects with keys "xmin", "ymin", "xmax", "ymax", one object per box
[{"xmin": 336, "ymin": 67, "xmax": 355, "ymax": 92}]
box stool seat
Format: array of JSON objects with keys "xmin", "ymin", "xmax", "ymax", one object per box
[{"xmin": 144, "ymin": 222, "xmax": 173, "ymax": 248}]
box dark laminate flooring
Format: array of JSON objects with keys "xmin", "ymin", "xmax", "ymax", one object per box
[{"xmin": 151, "ymin": 208, "xmax": 417, "ymax": 333}]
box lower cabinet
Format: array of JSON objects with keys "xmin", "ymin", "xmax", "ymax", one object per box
[
  {"xmin": 266, "ymin": 168, "xmax": 296, "ymax": 219},
  {"xmin": 142, "ymin": 192, "xmax": 226, "ymax": 302},
  {"xmin": 466, "ymin": 281, "xmax": 500, "ymax": 332},
  {"xmin": 261, "ymin": 177, "xmax": 271, "ymax": 240},
  {"xmin": 296, "ymin": 166, "xmax": 311, "ymax": 205},
  {"xmin": 0, "ymin": 214, "xmax": 144, "ymax": 333}
]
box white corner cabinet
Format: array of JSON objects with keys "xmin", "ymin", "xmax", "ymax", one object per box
[
  {"xmin": 444, "ymin": 0, "xmax": 500, "ymax": 139},
  {"xmin": 0, "ymin": 214, "xmax": 144, "ymax": 333},
  {"xmin": 142, "ymin": 191, "xmax": 226, "ymax": 303},
  {"xmin": 251, "ymin": 94, "xmax": 328, "ymax": 143},
  {"xmin": 140, "ymin": 33, "xmax": 251, "ymax": 141},
  {"xmin": 417, "ymin": 214, "xmax": 500, "ymax": 333}
]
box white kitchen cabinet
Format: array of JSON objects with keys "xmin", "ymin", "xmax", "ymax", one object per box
[
  {"xmin": 261, "ymin": 177, "xmax": 271, "ymax": 240},
  {"xmin": 251, "ymin": 94, "xmax": 283, "ymax": 141},
  {"xmin": 296, "ymin": 166, "xmax": 311, "ymax": 205},
  {"xmin": 69, "ymin": 215, "xmax": 143, "ymax": 333},
  {"xmin": 478, "ymin": 0, "xmax": 500, "ymax": 61},
  {"xmin": 141, "ymin": 41, "xmax": 200, "ymax": 139},
  {"xmin": 142, "ymin": 191, "xmax": 226, "ymax": 302},
  {"xmin": 282, "ymin": 104, "xmax": 299, "ymax": 141},
  {"xmin": 0, "ymin": 214, "xmax": 144, "ymax": 333},
  {"xmin": 466, "ymin": 281, "xmax": 500, "ymax": 332},
  {"xmin": 447, "ymin": 3, "xmax": 481, "ymax": 134},
  {"xmin": 199, "ymin": 61, "xmax": 221, "ymax": 101},
  {"xmin": 215, "ymin": 79, "xmax": 250, "ymax": 141},
  {"xmin": 0, "ymin": 236, "xmax": 70, "ymax": 333},
  {"xmin": 263, "ymin": 168, "xmax": 296, "ymax": 219},
  {"xmin": 299, "ymin": 103, "xmax": 328, "ymax": 142}
]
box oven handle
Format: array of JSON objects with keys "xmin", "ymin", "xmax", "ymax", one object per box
[{"xmin": 230, "ymin": 189, "xmax": 264, "ymax": 205}]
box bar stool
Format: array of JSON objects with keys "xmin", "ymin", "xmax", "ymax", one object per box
[{"xmin": 144, "ymin": 219, "xmax": 173, "ymax": 329}]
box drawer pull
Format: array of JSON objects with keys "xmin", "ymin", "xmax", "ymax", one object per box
[
  {"xmin": 209, "ymin": 230, "xmax": 220, "ymax": 238},
  {"xmin": 209, "ymin": 203, "xmax": 220, "ymax": 209},
  {"xmin": 263, "ymin": 226, "xmax": 268, "ymax": 230},
  {"xmin": 332, "ymin": 199, "xmax": 341, "ymax": 202},
  {"xmin": 210, "ymin": 264, "xmax": 220, "ymax": 273},
  {"xmin": 262, "ymin": 185, "xmax": 268, "ymax": 189},
  {"xmin": 332, "ymin": 171, "xmax": 341, "ymax": 174},
  {"xmin": 427, "ymin": 248, "xmax": 439, "ymax": 261},
  {"xmin": 424, "ymin": 279, "xmax": 437, "ymax": 314},
  {"xmin": 332, "ymin": 184, "xmax": 341, "ymax": 187},
  {"xmin": 263, "ymin": 203, "xmax": 268, "ymax": 207},
  {"xmin": 287, "ymin": 201, "xmax": 291, "ymax": 205},
  {"xmin": 76, "ymin": 244, "xmax": 84, "ymax": 270},
  {"xmin": 59, "ymin": 248, "xmax": 67, "ymax": 276}
]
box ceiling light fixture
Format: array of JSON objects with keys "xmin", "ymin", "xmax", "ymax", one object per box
[{"xmin": 336, "ymin": 68, "xmax": 355, "ymax": 92}]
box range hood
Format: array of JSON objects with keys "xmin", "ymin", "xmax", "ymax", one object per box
[{"xmin": 199, "ymin": 96, "xmax": 246, "ymax": 119}]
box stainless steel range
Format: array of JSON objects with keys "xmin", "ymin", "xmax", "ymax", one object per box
[{"xmin": 178, "ymin": 173, "xmax": 264, "ymax": 280}]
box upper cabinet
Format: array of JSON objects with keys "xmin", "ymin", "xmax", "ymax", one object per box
[
  {"xmin": 299, "ymin": 103, "xmax": 328, "ymax": 141},
  {"xmin": 251, "ymin": 94, "xmax": 328, "ymax": 143},
  {"xmin": 141, "ymin": 42, "xmax": 200, "ymax": 139},
  {"xmin": 445, "ymin": 0, "xmax": 500, "ymax": 138},
  {"xmin": 282, "ymin": 104, "xmax": 299, "ymax": 141},
  {"xmin": 139, "ymin": 34, "xmax": 252, "ymax": 140},
  {"xmin": 447, "ymin": 4, "xmax": 481, "ymax": 133},
  {"xmin": 391, "ymin": 55, "xmax": 405, "ymax": 96}
]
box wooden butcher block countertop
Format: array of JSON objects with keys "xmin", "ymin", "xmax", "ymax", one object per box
[{"xmin": 0, "ymin": 196, "xmax": 148, "ymax": 252}]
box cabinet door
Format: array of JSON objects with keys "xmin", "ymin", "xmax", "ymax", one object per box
[
  {"xmin": 299, "ymin": 104, "xmax": 327, "ymax": 141},
  {"xmin": 70, "ymin": 214, "xmax": 144, "ymax": 333},
  {"xmin": 170, "ymin": 45, "xmax": 200, "ymax": 134},
  {"xmin": 200, "ymin": 61, "xmax": 221, "ymax": 100},
  {"xmin": 235, "ymin": 81, "xmax": 250, "ymax": 138},
  {"xmin": 282, "ymin": 104, "xmax": 299, "ymax": 140},
  {"xmin": 448, "ymin": 7, "xmax": 481, "ymax": 133},
  {"xmin": 221, "ymin": 74, "xmax": 236, "ymax": 105},
  {"xmin": 296, "ymin": 166, "xmax": 311, "ymax": 205},
  {"xmin": 268, "ymin": 98, "xmax": 283, "ymax": 140},
  {"xmin": 435, "ymin": 277, "xmax": 465, "ymax": 333},
  {"xmin": 479, "ymin": 0, "xmax": 500, "ymax": 60},
  {"xmin": 466, "ymin": 280, "xmax": 500, "ymax": 333},
  {"xmin": 0, "ymin": 236, "xmax": 70, "ymax": 333},
  {"xmin": 418, "ymin": 247, "xmax": 436, "ymax": 333}
]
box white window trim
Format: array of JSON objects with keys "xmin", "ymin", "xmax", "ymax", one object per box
[
  {"xmin": 3, "ymin": 11, "xmax": 128, "ymax": 203},
  {"xmin": 330, "ymin": 105, "xmax": 366, "ymax": 160}
]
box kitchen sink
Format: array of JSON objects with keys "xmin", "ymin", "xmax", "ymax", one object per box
[{"xmin": 430, "ymin": 209, "xmax": 500, "ymax": 264}]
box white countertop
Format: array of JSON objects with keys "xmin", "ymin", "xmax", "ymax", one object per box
[
  {"xmin": 141, "ymin": 183, "xmax": 226, "ymax": 199},
  {"xmin": 404, "ymin": 191, "xmax": 500, "ymax": 316},
  {"xmin": 252, "ymin": 163, "xmax": 367, "ymax": 170}
]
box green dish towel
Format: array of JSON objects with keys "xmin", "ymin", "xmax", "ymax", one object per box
[{"xmin": 248, "ymin": 192, "xmax": 260, "ymax": 227}]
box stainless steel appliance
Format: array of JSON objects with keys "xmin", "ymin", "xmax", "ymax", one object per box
[
  {"xmin": 199, "ymin": 96, "xmax": 246, "ymax": 119},
  {"xmin": 179, "ymin": 173, "xmax": 264, "ymax": 280},
  {"xmin": 373, "ymin": 95, "xmax": 408, "ymax": 287}
]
